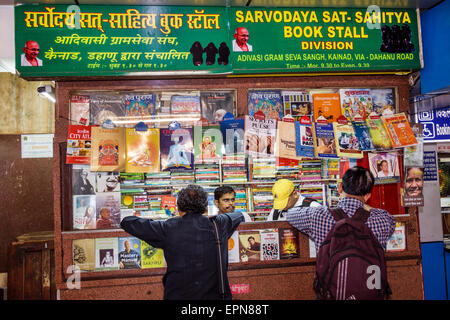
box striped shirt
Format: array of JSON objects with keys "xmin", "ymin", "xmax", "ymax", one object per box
[{"xmin": 286, "ymin": 197, "xmax": 396, "ymax": 252}]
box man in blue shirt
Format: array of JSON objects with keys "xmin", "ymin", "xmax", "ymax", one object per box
[{"xmin": 121, "ymin": 184, "xmax": 244, "ymax": 300}]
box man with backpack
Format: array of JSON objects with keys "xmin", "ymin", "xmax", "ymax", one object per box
[
  {"xmin": 286, "ymin": 166, "xmax": 396, "ymax": 300},
  {"xmin": 267, "ymin": 179, "xmax": 321, "ymax": 221}
]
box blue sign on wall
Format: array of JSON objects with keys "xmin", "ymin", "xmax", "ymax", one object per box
[{"xmin": 416, "ymin": 106, "xmax": 450, "ymax": 142}]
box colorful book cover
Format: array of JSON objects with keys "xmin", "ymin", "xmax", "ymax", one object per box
[
  {"xmin": 200, "ymin": 91, "xmax": 235, "ymax": 124},
  {"xmin": 260, "ymin": 229, "xmax": 280, "ymax": 261},
  {"xmin": 386, "ymin": 222, "xmax": 406, "ymax": 252},
  {"xmin": 248, "ymin": 90, "xmax": 283, "ymax": 120},
  {"xmin": 365, "ymin": 116, "xmax": 393, "ymax": 150},
  {"xmin": 70, "ymin": 95, "xmax": 90, "ymax": 126},
  {"xmin": 352, "ymin": 121, "xmax": 375, "ymax": 151},
  {"xmin": 339, "ymin": 88, "xmax": 373, "ymax": 121},
  {"xmin": 295, "ymin": 119, "xmax": 315, "ymax": 158},
  {"xmin": 193, "ymin": 125, "xmax": 223, "ymax": 162},
  {"xmin": 161, "ymin": 195, "xmax": 178, "ymax": 217},
  {"xmin": 73, "ymin": 194, "xmax": 96, "ymax": 230},
  {"xmin": 279, "ymin": 228, "xmax": 299, "ymax": 259},
  {"xmin": 281, "ymin": 90, "xmax": 312, "ymax": 120},
  {"xmin": 160, "ymin": 128, "xmax": 194, "ymax": 171},
  {"xmin": 90, "ymin": 94, "xmax": 125, "ymax": 125},
  {"xmin": 238, "ymin": 230, "xmax": 261, "ymax": 262},
  {"xmin": 96, "ymin": 192, "xmax": 121, "ymax": 229},
  {"xmin": 228, "ymin": 231, "xmax": 240, "ymax": 264},
  {"xmin": 313, "ymin": 122, "xmax": 338, "ymax": 158},
  {"xmin": 220, "ymin": 118, "xmax": 245, "ymax": 154},
  {"xmin": 124, "ymin": 93, "xmax": 156, "ymax": 117},
  {"xmin": 333, "ymin": 122, "xmax": 363, "ymax": 159},
  {"xmin": 368, "ymin": 152, "xmax": 401, "ymax": 184},
  {"xmin": 73, "ymin": 239, "xmax": 95, "ymax": 272},
  {"xmin": 95, "ymin": 237, "xmax": 119, "ymax": 271},
  {"xmin": 244, "ymin": 116, "xmax": 276, "ymax": 156},
  {"xmin": 371, "ymin": 88, "xmax": 395, "ymax": 116},
  {"xmin": 170, "ymin": 95, "xmax": 201, "ymax": 116},
  {"xmin": 95, "ymin": 172, "xmax": 120, "ymax": 193},
  {"xmin": 141, "ymin": 240, "xmax": 165, "ymax": 268},
  {"xmin": 276, "ymin": 121, "xmax": 300, "ymax": 160},
  {"xmin": 382, "ymin": 113, "xmax": 418, "ymax": 148},
  {"xmin": 118, "ymin": 237, "xmax": 142, "ymax": 269},
  {"xmin": 312, "ymin": 92, "xmax": 341, "ymax": 122},
  {"xmin": 90, "ymin": 126, "xmax": 126, "ymax": 172},
  {"xmin": 126, "ymin": 128, "xmax": 160, "ymax": 173},
  {"xmin": 72, "ymin": 164, "xmax": 96, "ymax": 195}
]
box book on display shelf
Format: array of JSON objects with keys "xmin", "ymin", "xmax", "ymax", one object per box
[
  {"xmin": 313, "ymin": 121, "xmax": 338, "ymax": 158},
  {"xmin": 260, "ymin": 229, "xmax": 280, "ymax": 261},
  {"xmin": 193, "ymin": 125, "xmax": 223, "ymax": 163},
  {"xmin": 125, "ymin": 128, "xmax": 160, "ymax": 173},
  {"xmin": 200, "ymin": 91, "xmax": 235, "ymax": 124},
  {"xmin": 118, "ymin": 237, "xmax": 142, "ymax": 269},
  {"xmin": 90, "ymin": 94, "xmax": 125, "ymax": 126},
  {"xmin": 365, "ymin": 114, "xmax": 393, "ymax": 151},
  {"xmin": 95, "ymin": 172, "xmax": 120, "ymax": 193},
  {"xmin": 352, "ymin": 120, "xmax": 375, "ymax": 151},
  {"xmin": 386, "ymin": 222, "xmax": 406, "ymax": 252},
  {"xmin": 124, "ymin": 93, "xmax": 156, "ymax": 117},
  {"xmin": 73, "ymin": 194, "xmax": 96, "ymax": 230},
  {"xmin": 96, "ymin": 192, "xmax": 121, "ymax": 229},
  {"xmin": 72, "ymin": 238, "xmax": 95, "ymax": 272},
  {"xmin": 90, "ymin": 126, "xmax": 126, "ymax": 172},
  {"xmin": 276, "ymin": 121, "xmax": 301, "ymax": 160},
  {"xmin": 312, "ymin": 92, "xmax": 341, "ymax": 123},
  {"xmin": 371, "ymin": 88, "xmax": 395, "ymax": 116},
  {"xmin": 279, "ymin": 228, "xmax": 299, "ymax": 259},
  {"xmin": 248, "ymin": 89, "xmax": 283, "ymax": 120},
  {"xmin": 66, "ymin": 125, "xmax": 92, "ymax": 164},
  {"xmin": 339, "ymin": 88, "xmax": 373, "ymax": 121},
  {"xmin": 281, "ymin": 90, "xmax": 313, "ymax": 121},
  {"xmin": 220, "ymin": 118, "xmax": 245, "ymax": 154},
  {"xmin": 333, "ymin": 120, "xmax": 363, "ymax": 159},
  {"xmin": 70, "ymin": 95, "xmax": 90, "ymax": 126},
  {"xmin": 244, "ymin": 116, "xmax": 276, "ymax": 157},
  {"xmin": 160, "ymin": 127, "xmax": 194, "ymax": 172},
  {"xmin": 238, "ymin": 230, "xmax": 261, "ymax": 262},
  {"xmin": 141, "ymin": 240, "xmax": 165, "ymax": 269},
  {"xmin": 95, "ymin": 237, "xmax": 119, "ymax": 271},
  {"xmin": 382, "ymin": 112, "xmax": 418, "ymax": 148}
]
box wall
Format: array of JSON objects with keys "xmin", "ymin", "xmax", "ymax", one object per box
[{"xmin": 0, "ymin": 72, "xmax": 55, "ymax": 274}]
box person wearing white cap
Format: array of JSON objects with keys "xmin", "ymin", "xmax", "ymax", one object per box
[{"xmin": 267, "ymin": 179, "xmax": 321, "ymax": 221}]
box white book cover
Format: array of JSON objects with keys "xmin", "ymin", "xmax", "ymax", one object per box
[
  {"xmin": 95, "ymin": 237, "xmax": 119, "ymax": 271},
  {"xmin": 228, "ymin": 231, "xmax": 240, "ymax": 264},
  {"xmin": 260, "ymin": 229, "xmax": 280, "ymax": 261}
]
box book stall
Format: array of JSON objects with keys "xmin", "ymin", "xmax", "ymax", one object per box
[{"xmin": 13, "ymin": 4, "xmax": 425, "ymax": 299}]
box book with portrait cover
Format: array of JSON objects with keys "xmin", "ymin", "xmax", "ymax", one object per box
[
  {"xmin": 365, "ymin": 115, "xmax": 393, "ymax": 150},
  {"xmin": 333, "ymin": 122, "xmax": 363, "ymax": 159},
  {"xmin": 118, "ymin": 237, "xmax": 141, "ymax": 269},
  {"xmin": 339, "ymin": 88, "xmax": 373, "ymax": 121},
  {"xmin": 228, "ymin": 231, "xmax": 240, "ymax": 264},
  {"xmin": 95, "ymin": 172, "xmax": 120, "ymax": 193},
  {"xmin": 382, "ymin": 113, "xmax": 418, "ymax": 148},
  {"xmin": 220, "ymin": 118, "xmax": 245, "ymax": 154},
  {"xmin": 279, "ymin": 228, "xmax": 299, "ymax": 259},
  {"xmin": 160, "ymin": 128, "xmax": 194, "ymax": 171},
  {"xmin": 281, "ymin": 90, "xmax": 313, "ymax": 121},
  {"xmin": 141, "ymin": 240, "xmax": 165, "ymax": 269},
  {"xmin": 124, "ymin": 93, "xmax": 156, "ymax": 117},
  {"xmin": 90, "ymin": 94, "xmax": 125, "ymax": 125},
  {"xmin": 90, "ymin": 126, "xmax": 126, "ymax": 172},
  {"xmin": 313, "ymin": 122, "xmax": 338, "ymax": 158},
  {"xmin": 170, "ymin": 95, "xmax": 201, "ymax": 116},
  {"xmin": 95, "ymin": 192, "xmax": 121, "ymax": 229},
  {"xmin": 73, "ymin": 194, "xmax": 96, "ymax": 230},
  {"xmin": 238, "ymin": 230, "xmax": 261, "ymax": 262},
  {"xmin": 193, "ymin": 125, "xmax": 223, "ymax": 162},
  {"xmin": 352, "ymin": 120, "xmax": 375, "ymax": 151},
  {"xmin": 295, "ymin": 117, "xmax": 315, "ymax": 158},
  {"xmin": 368, "ymin": 152, "xmax": 401, "ymax": 184},
  {"xmin": 72, "ymin": 164, "xmax": 96, "ymax": 195},
  {"xmin": 126, "ymin": 128, "xmax": 160, "ymax": 173},
  {"xmin": 260, "ymin": 229, "xmax": 280, "ymax": 261},
  {"xmin": 386, "ymin": 222, "xmax": 406, "ymax": 252},
  {"xmin": 371, "ymin": 88, "xmax": 395, "ymax": 116},
  {"xmin": 248, "ymin": 90, "xmax": 283, "ymax": 120},
  {"xmin": 66, "ymin": 125, "xmax": 92, "ymax": 164},
  {"xmin": 312, "ymin": 92, "xmax": 341, "ymax": 122},
  {"xmin": 70, "ymin": 95, "xmax": 90, "ymax": 126},
  {"xmin": 200, "ymin": 91, "xmax": 235, "ymax": 124},
  {"xmin": 244, "ymin": 116, "xmax": 276, "ymax": 157},
  {"xmin": 95, "ymin": 237, "xmax": 119, "ymax": 271},
  {"xmin": 72, "ymin": 239, "xmax": 95, "ymax": 272},
  {"xmin": 276, "ymin": 121, "xmax": 300, "ymax": 160}
]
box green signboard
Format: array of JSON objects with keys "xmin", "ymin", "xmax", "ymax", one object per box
[
  {"xmin": 15, "ymin": 5, "xmax": 231, "ymax": 77},
  {"xmin": 229, "ymin": 7, "xmax": 421, "ymax": 73},
  {"xmin": 15, "ymin": 5, "xmax": 421, "ymax": 78}
]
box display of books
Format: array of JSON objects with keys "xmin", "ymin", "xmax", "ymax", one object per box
[
  {"xmin": 251, "ymin": 186, "xmax": 273, "ymax": 220},
  {"xmin": 339, "ymin": 88, "xmax": 373, "ymax": 121},
  {"xmin": 298, "ymin": 182, "xmax": 325, "ymax": 205},
  {"xmin": 276, "ymin": 157, "xmax": 299, "ymax": 180},
  {"xmin": 299, "ymin": 158, "xmax": 322, "ymax": 181},
  {"xmin": 250, "ymin": 156, "xmax": 276, "ymax": 182},
  {"xmin": 222, "ymin": 154, "xmax": 247, "ymax": 183},
  {"xmin": 194, "ymin": 162, "xmax": 220, "ymax": 184}
]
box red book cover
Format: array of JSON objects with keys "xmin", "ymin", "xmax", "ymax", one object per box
[
  {"xmin": 66, "ymin": 125, "xmax": 92, "ymax": 164},
  {"xmin": 161, "ymin": 195, "xmax": 177, "ymax": 217}
]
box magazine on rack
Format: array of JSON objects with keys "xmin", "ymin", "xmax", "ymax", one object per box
[
  {"xmin": 70, "ymin": 95, "xmax": 90, "ymax": 126},
  {"xmin": 365, "ymin": 114, "xmax": 393, "ymax": 151},
  {"xmin": 382, "ymin": 113, "xmax": 418, "ymax": 148},
  {"xmin": 281, "ymin": 90, "xmax": 313, "ymax": 121},
  {"xmin": 313, "ymin": 121, "xmax": 338, "ymax": 158},
  {"xmin": 124, "ymin": 93, "xmax": 156, "ymax": 117},
  {"xmin": 276, "ymin": 121, "xmax": 300, "ymax": 160},
  {"xmin": 371, "ymin": 88, "xmax": 395, "ymax": 116},
  {"xmin": 90, "ymin": 126, "xmax": 126, "ymax": 172},
  {"xmin": 67, "ymin": 125, "xmax": 92, "ymax": 164},
  {"xmin": 193, "ymin": 125, "xmax": 223, "ymax": 162},
  {"xmin": 339, "ymin": 88, "xmax": 373, "ymax": 121},
  {"xmin": 244, "ymin": 116, "xmax": 276, "ymax": 157},
  {"xmin": 90, "ymin": 94, "xmax": 125, "ymax": 125},
  {"xmin": 333, "ymin": 120, "xmax": 363, "ymax": 159},
  {"xmin": 248, "ymin": 90, "xmax": 283, "ymax": 120},
  {"xmin": 220, "ymin": 118, "xmax": 245, "ymax": 154},
  {"xmin": 352, "ymin": 120, "xmax": 375, "ymax": 151},
  {"xmin": 368, "ymin": 152, "xmax": 401, "ymax": 184},
  {"xmin": 295, "ymin": 117, "xmax": 315, "ymax": 158},
  {"xmin": 95, "ymin": 192, "xmax": 121, "ymax": 229},
  {"xmin": 160, "ymin": 127, "xmax": 194, "ymax": 171},
  {"xmin": 228, "ymin": 231, "xmax": 240, "ymax": 263},
  {"xmin": 125, "ymin": 128, "xmax": 160, "ymax": 173},
  {"xmin": 312, "ymin": 92, "xmax": 341, "ymax": 122},
  {"xmin": 200, "ymin": 91, "xmax": 235, "ymax": 124}
]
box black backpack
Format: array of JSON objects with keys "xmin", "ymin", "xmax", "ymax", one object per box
[{"xmin": 314, "ymin": 207, "xmax": 391, "ymax": 300}]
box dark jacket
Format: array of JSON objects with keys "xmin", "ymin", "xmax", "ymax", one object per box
[{"xmin": 121, "ymin": 211, "xmax": 243, "ymax": 300}]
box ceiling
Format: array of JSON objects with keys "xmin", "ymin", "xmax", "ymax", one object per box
[{"xmin": 2, "ymin": 0, "xmax": 445, "ymax": 9}]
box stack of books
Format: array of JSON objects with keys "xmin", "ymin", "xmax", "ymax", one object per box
[
  {"xmin": 250, "ymin": 156, "xmax": 276, "ymax": 182},
  {"xmin": 194, "ymin": 162, "xmax": 220, "ymax": 184},
  {"xmin": 170, "ymin": 169, "xmax": 195, "ymax": 185},
  {"xmin": 145, "ymin": 172, "xmax": 171, "ymax": 186},
  {"xmin": 299, "ymin": 158, "xmax": 322, "ymax": 181},
  {"xmin": 251, "ymin": 186, "xmax": 273, "ymax": 220},
  {"xmin": 320, "ymin": 158, "xmax": 340, "ymax": 179},
  {"xmin": 276, "ymin": 158, "xmax": 299, "ymax": 180},
  {"xmin": 299, "ymin": 183, "xmax": 325, "ymax": 206},
  {"xmin": 234, "ymin": 188, "xmax": 249, "ymax": 216},
  {"xmin": 222, "ymin": 154, "xmax": 247, "ymax": 183}
]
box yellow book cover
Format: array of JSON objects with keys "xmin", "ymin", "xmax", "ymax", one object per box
[
  {"xmin": 333, "ymin": 122, "xmax": 363, "ymax": 159},
  {"xmin": 365, "ymin": 117, "xmax": 393, "ymax": 150},
  {"xmin": 90, "ymin": 126, "xmax": 126, "ymax": 172},
  {"xmin": 73, "ymin": 238, "xmax": 95, "ymax": 272},
  {"xmin": 126, "ymin": 128, "xmax": 160, "ymax": 173},
  {"xmin": 382, "ymin": 113, "xmax": 418, "ymax": 148},
  {"xmin": 141, "ymin": 240, "xmax": 165, "ymax": 269},
  {"xmin": 313, "ymin": 93, "xmax": 341, "ymax": 123}
]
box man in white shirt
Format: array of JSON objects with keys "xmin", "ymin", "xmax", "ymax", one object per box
[
  {"xmin": 267, "ymin": 179, "xmax": 321, "ymax": 221},
  {"xmin": 377, "ymin": 160, "xmax": 393, "ymax": 178},
  {"xmin": 232, "ymin": 27, "xmax": 253, "ymax": 52}
]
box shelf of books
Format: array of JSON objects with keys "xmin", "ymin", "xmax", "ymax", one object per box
[{"xmin": 52, "ymin": 80, "xmax": 423, "ymax": 299}]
